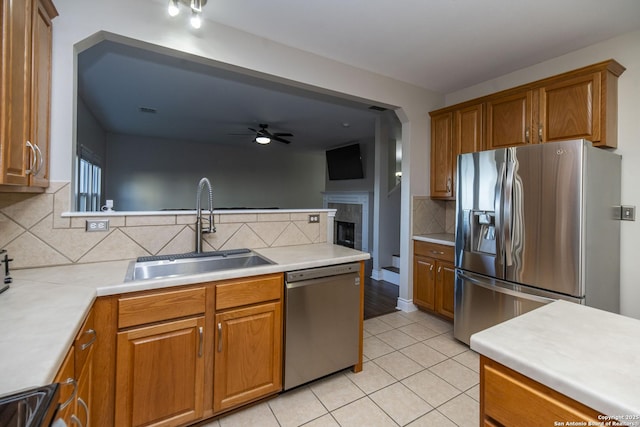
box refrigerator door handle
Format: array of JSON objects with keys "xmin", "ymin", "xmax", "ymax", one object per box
[
  {"xmin": 504, "ymin": 154, "xmax": 515, "ymax": 267},
  {"xmin": 458, "ymin": 272, "xmax": 557, "ymax": 305},
  {"xmin": 494, "ymin": 161, "xmax": 506, "ymax": 268}
]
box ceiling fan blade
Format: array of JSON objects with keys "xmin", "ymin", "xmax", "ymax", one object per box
[
  {"xmin": 271, "ymin": 135, "xmax": 292, "ymax": 144},
  {"xmin": 273, "ymin": 132, "xmax": 293, "ymax": 137}
]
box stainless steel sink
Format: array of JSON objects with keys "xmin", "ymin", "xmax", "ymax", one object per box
[{"xmin": 124, "ymin": 249, "xmax": 274, "ymax": 282}]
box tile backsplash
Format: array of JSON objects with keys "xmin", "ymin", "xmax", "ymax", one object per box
[
  {"xmin": 0, "ymin": 182, "xmax": 328, "ymax": 269},
  {"xmin": 412, "ymin": 196, "xmax": 456, "ymax": 235}
]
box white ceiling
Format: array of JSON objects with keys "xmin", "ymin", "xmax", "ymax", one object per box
[
  {"xmin": 78, "ymin": 0, "xmax": 640, "ymax": 151},
  {"xmin": 204, "ymin": 0, "xmax": 640, "ymax": 93}
]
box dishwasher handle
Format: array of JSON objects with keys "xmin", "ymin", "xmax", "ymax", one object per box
[{"xmin": 285, "ymin": 262, "xmax": 360, "ymax": 283}]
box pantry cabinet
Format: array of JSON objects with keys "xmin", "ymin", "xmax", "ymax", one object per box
[
  {"xmin": 413, "ymin": 240, "xmax": 455, "ymax": 320},
  {"xmin": 0, "ymin": 0, "xmax": 57, "ymax": 190},
  {"xmin": 430, "ymin": 59, "xmax": 625, "ymax": 200}
]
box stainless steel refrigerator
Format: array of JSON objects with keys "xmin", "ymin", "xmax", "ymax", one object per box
[{"xmin": 454, "ymin": 139, "xmax": 621, "ymax": 345}]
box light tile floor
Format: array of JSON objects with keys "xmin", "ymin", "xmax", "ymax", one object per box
[{"xmin": 201, "ymin": 310, "xmax": 479, "ymax": 427}]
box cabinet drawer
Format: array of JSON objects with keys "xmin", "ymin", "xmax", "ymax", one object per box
[
  {"xmin": 216, "ymin": 274, "xmax": 283, "ymax": 310},
  {"xmin": 414, "ymin": 240, "xmax": 454, "ymax": 261},
  {"xmin": 118, "ymin": 287, "xmax": 206, "ymax": 328},
  {"xmin": 74, "ymin": 308, "xmax": 95, "ymax": 374},
  {"xmin": 482, "ymin": 357, "xmax": 601, "ymax": 426}
]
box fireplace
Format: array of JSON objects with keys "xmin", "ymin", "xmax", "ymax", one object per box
[
  {"xmin": 336, "ymin": 221, "xmax": 356, "ymax": 248},
  {"xmin": 323, "ymin": 192, "xmax": 370, "ymax": 253}
]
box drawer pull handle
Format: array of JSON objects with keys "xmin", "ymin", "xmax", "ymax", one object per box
[
  {"xmin": 77, "ymin": 396, "xmax": 89, "ymax": 426},
  {"xmin": 25, "ymin": 141, "xmax": 37, "ymax": 175},
  {"xmin": 59, "ymin": 377, "xmax": 77, "ymax": 410},
  {"xmin": 430, "ymin": 250, "xmax": 445, "ymax": 255},
  {"xmin": 80, "ymin": 328, "xmax": 96, "ymax": 351},
  {"xmin": 198, "ymin": 326, "xmax": 204, "ymax": 358},
  {"xmin": 217, "ymin": 322, "xmax": 222, "ymax": 352},
  {"xmin": 71, "ymin": 414, "xmax": 83, "ymax": 426}
]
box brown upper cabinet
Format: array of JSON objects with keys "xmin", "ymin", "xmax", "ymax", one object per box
[
  {"xmin": 430, "ymin": 103, "xmax": 483, "ymax": 200},
  {"xmin": 0, "ymin": 0, "xmax": 57, "ymax": 191},
  {"xmin": 430, "ymin": 59, "xmax": 625, "ymax": 200}
]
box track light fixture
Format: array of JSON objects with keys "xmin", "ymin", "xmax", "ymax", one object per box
[{"xmin": 167, "ymin": 0, "xmax": 207, "ymax": 28}]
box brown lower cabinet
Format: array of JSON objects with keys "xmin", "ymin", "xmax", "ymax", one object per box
[
  {"xmin": 480, "ymin": 356, "xmax": 610, "ymax": 427},
  {"xmin": 53, "ymin": 307, "xmax": 96, "ymax": 426},
  {"xmin": 83, "ymin": 273, "xmax": 287, "ymax": 427},
  {"xmin": 213, "ymin": 301, "xmax": 282, "ymax": 413},
  {"xmin": 413, "ymin": 240, "xmax": 455, "ymax": 320},
  {"xmin": 115, "ymin": 316, "xmax": 206, "ymax": 427}
]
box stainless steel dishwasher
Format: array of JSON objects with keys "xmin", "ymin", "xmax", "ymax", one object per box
[{"xmin": 284, "ymin": 262, "xmax": 361, "ymax": 390}]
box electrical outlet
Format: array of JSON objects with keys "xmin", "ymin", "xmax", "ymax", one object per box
[
  {"xmin": 86, "ymin": 219, "xmax": 110, "ymax": 232},
  {"xmin": 621, "ymin": 205, "xmax": 636, "ymax": 221},
  {"xmin": 308, "ymin": 214, "xmax": 320, "ymax": 223}
]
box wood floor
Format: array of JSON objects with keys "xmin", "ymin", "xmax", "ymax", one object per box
[{"xmin": 363, "ymin": 276, "xmax": 399, "ymax": 319}]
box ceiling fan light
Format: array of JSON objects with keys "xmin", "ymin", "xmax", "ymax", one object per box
[
  {"xmin": 255, "ymin": 136, "xmax": 271, "ymax": 144},
  {"xmin": 190, "ymin": 10, "xmax": 202, "ymax": 28},
  {"xmin": 168, "ymin": 0, "xmax": 180, "ymax": 17}
]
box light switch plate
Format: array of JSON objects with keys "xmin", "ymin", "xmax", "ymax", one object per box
[
  {"xmin": 308, "ymin": 214, "xmax": 320, "ymax": 223},
  {"xmin": 86, "ymin": 219, "xmax": 110, "ymax": 231}
]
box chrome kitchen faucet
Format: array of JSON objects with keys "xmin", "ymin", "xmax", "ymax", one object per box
[{"xmin": 195, "ymin": 177, "xmax": 215, "ymax": 253}]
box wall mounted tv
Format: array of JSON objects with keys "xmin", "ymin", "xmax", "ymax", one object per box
[{"xmin": 326, "ymin": 143, "xmax": 364, "ymax": 180}]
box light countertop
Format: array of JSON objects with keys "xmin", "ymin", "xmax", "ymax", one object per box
[
  {"xmin": 0, "ymin": 243, "xmax": 369, "ymax": 397},
  {"xmin": 412, "ymin": 233, "xmax": 455, "ymax": 246},
  {"xmin": 471, "ymin": 300, "xmax": 640, "ymax": 417}
]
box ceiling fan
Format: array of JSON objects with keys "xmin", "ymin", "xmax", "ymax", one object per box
[{"xmin": 249, "ymin": 123, "xmax": 294, "ymax": 144}]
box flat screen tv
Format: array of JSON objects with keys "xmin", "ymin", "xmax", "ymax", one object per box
[{"xmin": 326, "ymin": 143, "xmax": 364, "ymax": 180}]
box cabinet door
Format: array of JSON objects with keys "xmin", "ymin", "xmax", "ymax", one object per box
[
  {"xmin": 53, "ymin": 347, "xmax": 75, "ymax": 425},
  {"xmin": 538, "ymin": 72, "xmax": 601, "ymax": 145},
  {"xmin": 28, "ymin": 0, "xmax": 55, "ymax": 187},
  {"xmin": 75, "ymin": 308, "xmax": 95, "ymax": 427},
  {"xmin": 436, "ymin": 261, "xmax": 455, "ymax": 320},
  {"xmin": 413, "ymin": 255, "xmax": 436, "ymax": 311},
  {"xmin": 430, "ymin": 112, "xmax": 454, "ymax": 199},
  {"xmin": 115, "ymin": 317, "xmax": 205, "ymax": 427},
  {"xmin": 486, "ymin": 90, "xmax": 533, "ymax": 149},
  {"xmin": 214, "ymin": 301, "xmax": 282, "ymax": 413},
  {"xmin": 1, "ymin": 0, "xmax": 32, "ymax": 185},
  {"xmin": 453, "ymin": 104, "xmax": 483, "ymax": 198}
]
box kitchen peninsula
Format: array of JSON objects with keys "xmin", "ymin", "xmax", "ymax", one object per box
[
  {"xmin": 472, "ymin": 300, "xmax": 640, "ymax": 425},
  {"xmin": 0, "ymin": 242, "xmax": 369, "ymax": 426}
]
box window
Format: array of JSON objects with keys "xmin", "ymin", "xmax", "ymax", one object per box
[{"xmin": 76, "ymin": 145, "xmax": 102, "ymax": 212}]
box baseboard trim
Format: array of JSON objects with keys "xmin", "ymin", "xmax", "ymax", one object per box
[{"xmin": 396, "ymin": 297, "xmax": 417, "ymax": 312}]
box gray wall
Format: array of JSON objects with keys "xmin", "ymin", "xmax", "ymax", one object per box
[{"xmin": 105, "ymin": 134, "xmax": 326, "ymax": 211}]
